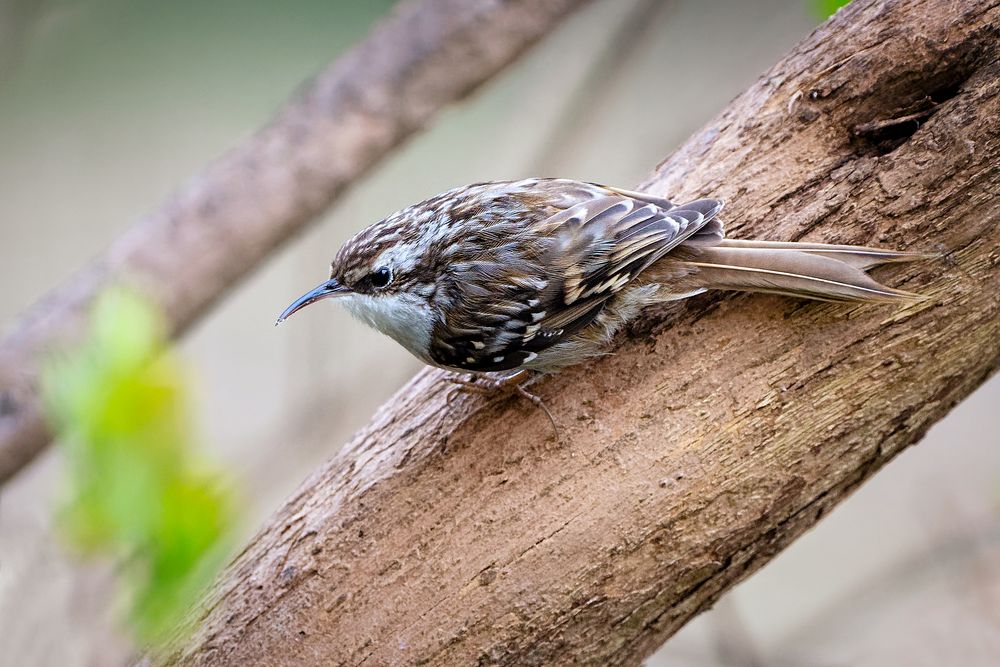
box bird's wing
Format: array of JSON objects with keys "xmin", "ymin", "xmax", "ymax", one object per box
[
  {"xmin": 542, "ymin": 193, "xmax": 723, "ymax": 305},
  {"xmin": 429, "ymin": 183, "xmax": 722, "ymax": 372}
]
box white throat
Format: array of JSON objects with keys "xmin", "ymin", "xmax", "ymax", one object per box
[{"xmin": 340, "ymin": 293, "xmax": 434, "ymax": 363}]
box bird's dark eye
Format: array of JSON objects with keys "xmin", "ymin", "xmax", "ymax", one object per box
[{"xmin": 370, "ymin": 266, "xmax": 392, "ymax": 289}]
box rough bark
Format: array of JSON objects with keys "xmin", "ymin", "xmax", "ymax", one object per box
[
  {"xmin": 163, "ymin": 0, "xmax": 1000, "ymax": 664},
  {"xmin": 0, "ymin": 0, "xmax": 590, "ymax": 484}
]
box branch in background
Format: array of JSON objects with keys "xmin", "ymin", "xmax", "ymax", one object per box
[
  {"xmin": 0, "ymin": 0, "xmax": 592, "ymax": 484},
  {"xmin": 528, "ymin": 0, "xmax": 671, "ymax": 175},
  {"xmin": 154, "ymin": 0, "xmax": 1000, "ymax": 664}
]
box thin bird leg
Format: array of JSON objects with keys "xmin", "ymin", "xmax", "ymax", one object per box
[
  {"xmin": 444, "ymin": 372, "xmax": 500, "ymax": 407},
  {"xmin": 445, "ymin": 370, "xmax": 559, "ymax": 439},
  {"xmin": 445, "ymin": 372, "xmax": 506, "ymax": 394},
  {"xmin": 514, "ymin": 383, "xmax": 560, "ymax": 439},
  {"xmin": 446, "ymin": 370, "xmax": 528, "ymax": 392}
]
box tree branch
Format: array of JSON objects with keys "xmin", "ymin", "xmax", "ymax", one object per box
[
  {"xmin": 0, "ymin": 0, "xmax": 590, "ymax": 483},
  {"xmin": 161, "ymin": 0, "xmax": 1000, "ymax": 664}
]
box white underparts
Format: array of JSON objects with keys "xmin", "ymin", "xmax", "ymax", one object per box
[{"xmin": 341, "ymin": 292, "xmax": 434, "ymax": 363}]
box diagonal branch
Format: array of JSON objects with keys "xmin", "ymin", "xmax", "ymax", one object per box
[
  {"xmin": 161, "ymin": 0, "xmax": 1000, "ymax": 664},
  {"xmin": 0, "ymin": 0, "xmax": 591, "ymax": 483}
]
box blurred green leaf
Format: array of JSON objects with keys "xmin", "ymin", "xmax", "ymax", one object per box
[
  {"xmin": 811, "ymin": 0, "xmax": 851, "ymax": 20},
  {"xmin": 42, "ymin": 287, "xmax": 237, "ymax": 647}
]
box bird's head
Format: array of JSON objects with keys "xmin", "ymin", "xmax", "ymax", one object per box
[
  {"xmin": 276, "ymin": 213, "xmax": 445, "ymax": 363},
  {"xmin": 276, "ymin": 180, "xmax": 561, "ymax": 364}
]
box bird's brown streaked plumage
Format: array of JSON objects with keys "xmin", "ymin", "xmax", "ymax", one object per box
[{"xmin": 278, "ymin": 178, "xmax": 929, "ymax": 376}]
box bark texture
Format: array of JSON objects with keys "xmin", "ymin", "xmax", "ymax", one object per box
[
  {"xmin": 0, "ymin": 0, "xmax": 590, "ymax": 483},
  {"xmin": 166, "ymin": 0, "xmax": 1000, "ymax": 664}
]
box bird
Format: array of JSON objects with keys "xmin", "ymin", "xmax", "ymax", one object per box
[{"xmin": 277, "ymin": 178, "xmax": 927, "ymax": 394}]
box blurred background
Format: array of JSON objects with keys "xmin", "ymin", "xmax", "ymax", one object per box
[{"xmin": 1, "ymin": 0, "xmax": 998, "ymax": 665}]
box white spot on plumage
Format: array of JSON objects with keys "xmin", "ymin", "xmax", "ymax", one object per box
[
  {"xmin": 511, "ymin": 277, "xmax": 550, "ymax": 294},
  {"xmin": 564, "ymin": 264, "xmax": 584, "ymax": 304},
  {"xmin": 579, "ymin": 271, "xmax": 635, "ymax": 301}
]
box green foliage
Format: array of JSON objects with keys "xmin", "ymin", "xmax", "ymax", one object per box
[
  {"xmin": 42, "ymin": 288, "xmax": 236, "ymax": 646},
  {"xmin": 811, "ymin": 0, "xmax": 852, "ymax": 19}
]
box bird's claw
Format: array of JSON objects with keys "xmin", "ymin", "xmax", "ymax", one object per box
[{"xmin": 445, "ymin": 371, "xmax": 560, "ymax": 440}]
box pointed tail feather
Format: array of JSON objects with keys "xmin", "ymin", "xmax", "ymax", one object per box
[
  {"xmin": 715, "ymin": 239, "xmax": 937, "ymax": 270},
  {"xmin": 682, "ymin": 244, "xmax": 928, "ymax": 303}
]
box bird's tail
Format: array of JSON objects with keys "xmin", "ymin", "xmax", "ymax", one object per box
[{"xmin": 675, "ymin": 239, "xmax": 932, "ymax": 302}]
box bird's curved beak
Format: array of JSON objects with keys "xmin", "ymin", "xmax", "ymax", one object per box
[{"xmin": 276, "ymin": 279, "xmax": 351, "ymax": 325}]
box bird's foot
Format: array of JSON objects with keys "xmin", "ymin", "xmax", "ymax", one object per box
[{"xmin": 445, "ymin": 371, "xmax": 559, "ymax": 440}]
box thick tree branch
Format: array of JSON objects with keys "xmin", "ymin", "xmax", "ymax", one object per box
[
  {"xmin": 162, "ymin": 0, "xmax": 1000, "ymax": 664},
  {"xmin": 0, "ymin": 0, "xmax": 590, "ymax": 483}
]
